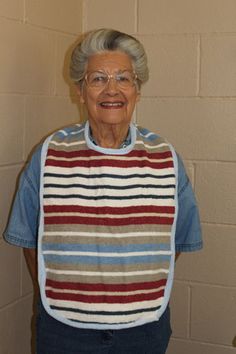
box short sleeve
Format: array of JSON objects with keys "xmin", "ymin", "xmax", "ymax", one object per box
[
  {"xmin": 3, "ymin": 146, "xmax": 42, "ymax": 248},
  {"xmin": 175, "ymin": 155, "xmax": 203, "ymax": 252}
]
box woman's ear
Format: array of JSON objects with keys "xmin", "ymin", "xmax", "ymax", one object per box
[
  {"xmin": 136, "ymin": 91, "xmax": 141, "ymax": 103},
  {"xmin": 76, "ymin": 85, "xmax": 85, "ymax": 104}
]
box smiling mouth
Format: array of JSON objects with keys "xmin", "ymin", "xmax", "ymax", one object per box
[{"xmin": 99, "ymin": 102, "xmax": 125, "ymax": 108}]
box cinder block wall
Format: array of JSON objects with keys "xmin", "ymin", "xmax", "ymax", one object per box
[
  {"xmin": 1, "ymin": 1, "xmax": 236, "ymax": 353},
  {"xmin": 0, "ymin": 1, "xmax": 83, "ymax": 353},
  {"xmin": 83, "ymin": 0, "xmax": 236, "ymax": 353}
]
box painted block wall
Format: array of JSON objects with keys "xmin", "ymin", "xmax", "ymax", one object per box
[
  {"xmin": 1, "ymin": 0, "xmax": 235, "ymax": 353},
  {"xmin": 0, "ymin": 1, "xmax": 83, "ymax": 353},
  {"xmin": 83, "ymin": 0, "xmax": 236, "ymax": 353}
]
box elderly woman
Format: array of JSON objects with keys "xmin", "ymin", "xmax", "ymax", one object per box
[{"xmin": 4, "ymin": 29, "xmax": 202, "ymax": 354}]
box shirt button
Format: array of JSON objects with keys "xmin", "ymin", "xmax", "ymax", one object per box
[{"xmin": 102, "ymin": 330, "xmax": 114, "ymax": 343}]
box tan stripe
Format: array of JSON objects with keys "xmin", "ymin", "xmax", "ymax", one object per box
[
  {"xmin": 44, "ymin": 223, "xmax": 172, "ymax": 233},
  {"xmin": 46, "ymin": 268, "xmax": 168, "ymax": 276},
  {"xmin": 46, "ymin": 272, "xmax": 168, "ymax": 284},
  {"xmin": 49, "ymin": 143, "xmax": 87, "ymax": 152},
  {"xmin": 46, "ymin": 154, "xmax": 174, "ymax": 163},
  {"xmin": 45, "ymin": 261, "xmax": 170, "ymax": 273},
  {"xmin": 43, "ymin": 235, "xmax": 170, "ymax": 245}
]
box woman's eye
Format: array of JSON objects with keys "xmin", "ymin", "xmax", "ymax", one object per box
[
  {"xmin": 117, "ymin": 74, "xmax": 133, "ymax": 84},
  {"xmin": 93, "ymin": 75, "xmax": 106, "ymax": 82},
  {"xmin": 117, "ymin": 75, "xmax": 129, "ymax": 82}
]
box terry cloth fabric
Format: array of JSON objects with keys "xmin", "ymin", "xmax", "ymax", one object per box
[{"xmin": 38, "ymin": 122, "xmax": 178, "ymax": 330}]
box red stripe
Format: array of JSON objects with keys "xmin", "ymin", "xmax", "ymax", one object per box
[
  {"xmin": 45, "ymin": 159, "xmax": 174, "ymax": 169},
  {"xmin": 46, "ymin": 289, "xmax": 164, "ymax": 303},
  {"xmin": 44, "ymin": 216, "xmax": 174, "ymax": 226},
  {"xmin": 44, "ymin": 205, "xmax": 175, "ymax": 215},
  {"xmin": 46, "ymin": 279, "xmax": 167, "ymax": 292},
  {"xmin": 47, "ymin": 148, "xmax": 172, "ymax": 160}
]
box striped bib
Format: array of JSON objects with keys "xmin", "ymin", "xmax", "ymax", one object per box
[{"xmin": 38, "ymin": 122, "xmax": 178, "ymax": 329}]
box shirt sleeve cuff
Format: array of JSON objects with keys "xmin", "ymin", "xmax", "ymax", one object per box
[
  {"xmin": 175, "ymin": 241, "xmax": 203, "ymax": 252},
  {"xmin": 3, "ymin": 233, "xmax": 37, "ymax": 249}
]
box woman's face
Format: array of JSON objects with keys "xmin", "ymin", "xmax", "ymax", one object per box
[{"xmin": 77, "ymin": 51, "xmax": 140, "ymax": 128}]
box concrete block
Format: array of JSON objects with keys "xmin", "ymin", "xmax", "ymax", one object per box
[
  {"xmin": 25, "ymin": 0, "xmax": 83, "ymax": 34},
  {"xmin": 21, "ymin": 250, "xmax": 33, "ymax": 296},
  {"xmin": 55, "ymin": 34, "xmax": 78, "ymax": 96},
  {"xmin": 137, "ymin": 98, "xmax": 236, "ymax": 161},
  {"xmin": 84, "ymin": 0, "xmax": 136, "ymax": 33},
  {"xmin": 175, "ymin": 224, "xmax": 236, "ymax": 287},
  {"xmin": 167, "ymin": 338, "xmax": 236, "ymax": 354},
  {"xmin": 0, "ymin": 296, "xmax": 33, "ymax": 354},
  {"xmin": 0, "ymin": 0, "xmax": 23, "ymax": 20},
  {"xmin": 138, "ymin": 0, "xmax": 236, "ymax": 34},
  {"xmin": 201, "ymin": 35, "xmax": 236, "ymax": 96},
  {"xmin": 24, "ymin": 96, "xmax": 80, "ymax": 157},
  {"xmin": 169, "ymin": 281, "xmax": 190, "ymax": 338},
  {"xmin": 195, "ymin": 163, "xmax": 236, "ymax": 224},
  {"xmin": 0, "ymin": 95, "xmax": 24, "ymax": 164},
  {"xmin": 184, "ymin": 161, "xmax": 195, "ymax": 187},
  {"xmin": 139, "ymin": 35, "xmax": 199, "ymax": 97},
  {"xmin": 191, "ymin": 285, "xmax": 236, "ymax": 345},
  {"xmin": 0, "ymin": 166, "xmax": 22, "ymax": 235},
  {"xmin": 0, "ymin": 18, "xmax": 54, "ymax": 94},
  {"xmin": 0, "ymin": 241, "xmax": 21, "ymax": 307}
]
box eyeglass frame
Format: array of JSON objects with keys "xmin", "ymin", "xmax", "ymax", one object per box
[{"xmin": 82, "ymin": 70, "xmax": 139, "ymax": 89}]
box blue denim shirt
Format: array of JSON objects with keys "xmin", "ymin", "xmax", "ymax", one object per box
[{"xmin": 4, "ymin": 137, "xmax": 202, "ymax": 252}]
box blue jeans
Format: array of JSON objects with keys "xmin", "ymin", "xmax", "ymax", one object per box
[{"xmin": 36, "ymin": 301, "xmax": 172, "ymax": 354}]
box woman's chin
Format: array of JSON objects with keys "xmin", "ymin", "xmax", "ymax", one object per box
[{"xmin": 96, "ymin": 115, "xmax": 130, "ymax": 126}]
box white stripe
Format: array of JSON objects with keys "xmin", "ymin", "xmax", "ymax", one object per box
[
  {"xmin": 46, "ymin": 285, "xmax": 165, "ymax": 296},
  {"xmin": 43, "ymin": 250, "xmax": 171, "ymax": 257},
  {"xmin": 53, "ymin": 125, "xmax": 84, "ymax": 138},
  {"xmin": 47, "ymin": 156, "xmax": 173, "ymax": 163},
  {"xmin": 45, "ymin": 268, "xmax": 169, "ymax": 276},
  {"xmin": 44, "ymin": 166, "xmax": 175, "ymax": 176},
  {"xmin": 48, "ymin": 297, "xmax": 163, "ymax": 312},
  {"xmin": 49, "ymin": 140, "xmax": 86, "ymax": 147},
  {"xmin": 135, "ymin": 140, "xmax": 170, "ymax": 149},
  {"xmin": 139, "ymin": 132, "xmax": 156, "ymax": 139},
  {"xmin": 43, "ymin": 198, "xmax": 175, "ymax": 207},
  {"xmin": 44, "ymin": 212, "xmax": 173, "ymax": 218},
  {"xmin": 44, "ymin": 176, "xmax": 176, "ymax": 186},
  {"xmin": 52, "ymin": 309, "xmax": 158, "ymax": 324},
  {"xmin": 44, "ymin": 187, "xmax": 175, "ymax": 197},
  {"xmin": 43, "ymin": 231, "xmax": 171, "ymax": 238}
]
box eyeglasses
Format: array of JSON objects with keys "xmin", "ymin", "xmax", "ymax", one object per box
[{"xmin": 84, "ymin": 70, "xmax": 138, "ymax": 89}]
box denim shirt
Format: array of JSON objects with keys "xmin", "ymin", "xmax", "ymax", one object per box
[{"xmin": 4, "ymin": 133, "xmax": 202, "ymax": 252}]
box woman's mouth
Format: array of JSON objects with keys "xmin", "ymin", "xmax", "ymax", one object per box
[{"xmin": 99, "ymin": 101, "xmax": 125, "ymax": 109}]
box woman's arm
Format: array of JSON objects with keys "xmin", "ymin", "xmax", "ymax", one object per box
[
  {"xmin": 23, "ymin": 248, "xmax": 38, "ymax": 285},
  {"xmin": 175, "ymin": 252, "xmax": 181, "ymax": 261}
]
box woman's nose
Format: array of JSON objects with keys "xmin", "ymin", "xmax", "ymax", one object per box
[{"xmin": 104, "ymin": 76, "xmax": 119, "ymax": 94}]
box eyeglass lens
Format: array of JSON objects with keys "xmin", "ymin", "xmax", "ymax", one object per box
[{"xmin": 86, "ymin": 71, "xmax": 136, "ymax": 88}]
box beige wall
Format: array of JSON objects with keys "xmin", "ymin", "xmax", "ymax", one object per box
[
  {"xmin": 0, "ymin": 1, "xmax": 236, "ymax": 353},
  {"xmin": 0, "ymin": 1, "xmax": 83, "ymax": 353}
]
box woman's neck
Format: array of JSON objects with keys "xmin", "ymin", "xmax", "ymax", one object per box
[{"xmin": 89, "ymin": 121, "xmax": 130, "ymax": 149}]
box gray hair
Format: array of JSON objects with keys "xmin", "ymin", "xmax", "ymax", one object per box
[{"xmin": 70, "ymin": 28, "xmax": 149, "ymax": 89}]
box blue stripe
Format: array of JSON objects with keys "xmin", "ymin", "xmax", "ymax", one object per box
[
  {"xmin": 42, "ymin": 243, "xmax": 171, "ymax": 252},
  {"xmin": 44, "ymin": 254, "xmax": 171, "ymax": 265}
]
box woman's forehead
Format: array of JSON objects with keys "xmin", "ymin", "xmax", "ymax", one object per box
[{"xmin": 87, "ymin": 51, "xmax": 133, "ymax": 72}]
